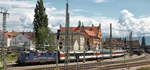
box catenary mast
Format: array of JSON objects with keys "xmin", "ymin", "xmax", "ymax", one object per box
[
  {"xmin": 0, "ymin": 9, "xmax": 9, "ymax": 70},
  {"xmin": 109, "ymin": 23, "xmax": 112, "ymax": 60},
  {"xmin": 64, "ymin": 0, "xmax": 70, "ymax": 70}
]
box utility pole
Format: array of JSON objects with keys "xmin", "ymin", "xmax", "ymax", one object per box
[
  {"xmin": 129, "ymin": 31, "xmax": 132, "ymax": 56},
  {"xmin": 109, "ymin": 23, "xmax": 112, "ymax": 61},
  {"xmin": 98, "ymin": 23, "xmax": 103, "ymax": 70},
  {"xmin": 56, "ymin": 30, "xmax": 60, "ymax": 70},
  {"xmin": 124, "ymin": 37, "xmax": 127, "ymax": 70},
  {"xmin": 64, "ymin": 0, "xmax": 70, "ymax": 70},
  {"xmin": 0, "ymin": 9, "xmax": 9, "ymax": 70}
]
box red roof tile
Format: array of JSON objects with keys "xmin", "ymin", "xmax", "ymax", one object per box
[
  {"xmin": 4, "ymin": 32, "xmax": 16, "ymax": 38},
  {"xmin": 85, "ymin": 30, "xmax": 97, "ymax": 37},
  {"xmin": 60, "ymin": 26, "xmax": 101, "ymax": 37},
  {"xmin": 21, "ymin": 32, "xmax": 35, "ymax": 40}
]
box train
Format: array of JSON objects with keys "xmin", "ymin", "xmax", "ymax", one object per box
[{"xmin": 16, "ymin": 49, "xmax": 125, "ymax": 64}]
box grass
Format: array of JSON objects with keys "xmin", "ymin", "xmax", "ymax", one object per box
[
  {"xmin": 0, "ymin": 53, "xmax": 18, "ymax": 70},
  {"xmin": 0, "ymin": 67, "xmax": 3, "ymax": 70},
  {"xmin": 139, "ymin": 67, "xmax": 150, "ymax": 70},
  {"xmin": 6, "ymin": 53, "xmax": 18, "ymax": 62},
  {"xmin": 0, "ymin": 53, "xmax": 18, "ymax": 62}
]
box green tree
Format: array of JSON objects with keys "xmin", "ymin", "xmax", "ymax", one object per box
[
  {"xmin": 47, "ymin": 33, "xmax": 56, "ymax": 51},
  {"xmin": 33, "ymin": 0, "xmax": 55, "ymax": 51}
]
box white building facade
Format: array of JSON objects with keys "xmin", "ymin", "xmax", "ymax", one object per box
[
  {"xmin": 0, "ymin": 32, "xmax": 14, "ymax": 48},
  {"xmin": 10, "ymin": 33, "xmax": 35, "ymax": 50}
]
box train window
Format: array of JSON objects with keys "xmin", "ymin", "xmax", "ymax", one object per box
[
  {"xmin": 21, "ymin": 53, "xmax": 26, "ymax": 57},
  {"xmin": 25, "ymin": 53, "xmax": 29, "ymax": 57},
  {"xmin": 69, "ymin": 53, "xmax": 95, "ymax": 56},
  {"xmin": 43, "ymin": 53, "xmax": 46, "ymax": 56},
  {"xmin": 41, "ymin": 53, "xmax": 44, "ymax": 56},
  {"xmin": 85, "ymin": 53, "xmax": 93, "ymax": 56},
  {"xmin": 48, "ymin": 53, "xmax": 52, "ymax": 56},
  {"xmin": 54, "ymin": 53, "xmax": 57, "ymax": 55},
  {"xmin": 49, "ymin": 53, "xmax": 53, "ymax": 56},
  {"xmin": 69, "ymin": 53, "xmax": 76, "ymax": 56},
  {"xmin": 50, "ymin": 53, "xmax": 55, "ymax": 56}
]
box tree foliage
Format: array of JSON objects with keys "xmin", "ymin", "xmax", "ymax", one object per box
[{"xmin": 33, "ymin": 0, "xmax": 55, "ymax": 51}]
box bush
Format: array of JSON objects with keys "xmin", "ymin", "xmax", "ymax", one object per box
[{"xmin": 7, "ymin": 53, "xmax": 18, "ymax": 62}]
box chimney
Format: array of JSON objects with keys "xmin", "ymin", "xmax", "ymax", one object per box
[
  {"xmin": 81, "ymin": 22, "xmax": 84, "ymax": 27},
  {"xmin": 99, "ymin": 24, "xmax": 101, "ymax": 28},
  {"xmin": 81, "ymin": 22, "xmax": 84, "ymax": 32}
]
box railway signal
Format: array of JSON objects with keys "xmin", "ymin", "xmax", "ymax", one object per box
[
  {"xmin": 57, "ymin": 30, "xmax": 60, "ymax": 40},
  {"xmin": 56, "ymin": 30, "xmax": 61, "ymax": 70}
]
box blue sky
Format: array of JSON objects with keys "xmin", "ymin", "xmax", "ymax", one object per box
[
  {"xmin": 0, "ymin": 0, "xmax": 150, "ymax": 38},
  {"xmin": 47, "ymin": 0, "xmax": 150, "ymax": 18}
]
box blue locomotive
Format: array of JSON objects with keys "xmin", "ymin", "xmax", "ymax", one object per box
[{"xmin": 16, "ymin": 51, "xmax": 58, "ymax": 64}]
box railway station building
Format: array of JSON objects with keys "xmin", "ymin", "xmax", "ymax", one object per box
[{"xmin": 58, "ymin": 23, "xmax": 102, "ymax": 51}]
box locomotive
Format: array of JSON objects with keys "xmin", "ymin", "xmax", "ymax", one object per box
[{"xmin": 16, "ymin": 49, "xmax": 125, "ymax": 64}]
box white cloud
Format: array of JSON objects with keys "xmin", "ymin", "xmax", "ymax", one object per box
[
  {"xmin": 0, "ymin": 0, "xmax": 35, "ymax": 31},
  {"xmin": 0, "ymin": 0, "xmax": 58, "ymax": 32},
  {"xmin": 0, "ymin": 0, "xmax": 35, "ymax": 9},
  {"xmin": 48, "ymin": 15, "xmax": 121, "ymax": 37},
  {"xmin": 121, "ymin": 9, "xmax": 134, "ymax": 17},
  {"xmin": 48, "ymin": 9, "xmax": 150, "ymax": 37},
  {"xmin": 94, "ymin": 0, "xmax": 107, "ymax": 3},
  {"xmin": 119, "ymin": 9, "xmax": 150, "ymax": 37}
]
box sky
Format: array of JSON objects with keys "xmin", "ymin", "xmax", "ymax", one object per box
[{"xmin": 0, "ymin": 0, "xmax": 150, "ymax": 38}]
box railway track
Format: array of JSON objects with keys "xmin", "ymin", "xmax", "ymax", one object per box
[
  {"xmin": 29, "ymin": 55, "xmax": 148, "ymax": 70},
  {"xmin": 99, "ymin": 60, "xmax": 150, "ymax": 70}
]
